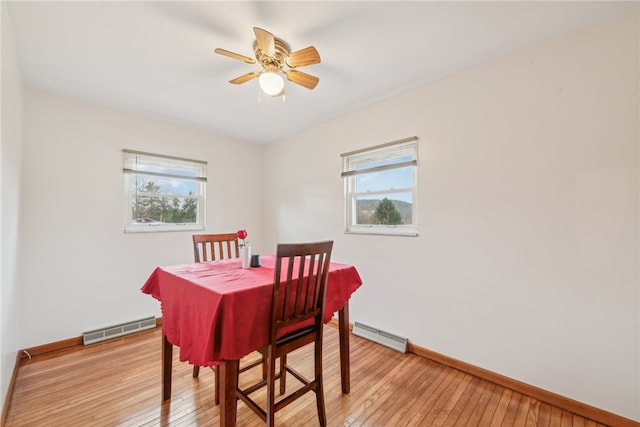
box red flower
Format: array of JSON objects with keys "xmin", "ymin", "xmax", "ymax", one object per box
[{"xmin": 237, "ymin": 229, "xmax": 248, "ymax": 247}]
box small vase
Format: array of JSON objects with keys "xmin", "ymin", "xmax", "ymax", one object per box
[{"xmin": 241, "ymin": 245, "xmax": 251, "ymax": 269}]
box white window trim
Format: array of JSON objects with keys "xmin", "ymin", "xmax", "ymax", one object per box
[
  {"xmin": 122, "ymin": 149, "xmax": 207, "ymax": 233},
  {"xmin": 342, "ymin": 136, "xmax": 419, "ymax": 236}
]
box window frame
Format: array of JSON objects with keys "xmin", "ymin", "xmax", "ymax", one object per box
[
  {"xmin": 341, "ymin": 137, "xmax": 419, "ymax": 236},
  {"xmin": 122, "ymin": 149, "xmax": 207, "ymax": 233}
]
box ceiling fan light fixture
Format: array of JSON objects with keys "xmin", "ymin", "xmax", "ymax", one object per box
[{"xmin": 258, "ymin": 71, "xmax": 285, "ymax": 96}]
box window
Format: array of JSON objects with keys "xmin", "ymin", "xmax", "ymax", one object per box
[
  {"xmin": 341, "ymin": 136, "xmax": 418, "ymax": 236},
  {"xmin": 123, "ymin": 150, "xmax": 207, "ymax": 233}
]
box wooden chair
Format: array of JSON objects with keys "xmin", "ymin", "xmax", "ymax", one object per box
[
  {"xmin": 236, "ymin": 240, "xmax": 334, "ymax": 427},
  {"xmin": 192, "ymin": 232, "xmax": 240, "ymax": 263},
  {"xmin": 191, "ymin": 233, "xmax": 240, "ymax": 404}
]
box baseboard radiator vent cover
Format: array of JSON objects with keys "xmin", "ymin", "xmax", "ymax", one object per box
[
  {"xmin": 352, "ymin": 322, "xmax": 408, "ymax": 353},
  {"xmin": 83, "ymin": 316, "xmax": 156, "ymax": 345}
]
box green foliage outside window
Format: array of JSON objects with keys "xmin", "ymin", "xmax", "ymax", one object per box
[
  {"xmin": 133, "ymin": 180, "xmax": 197, "ymax": 224},
  {"xmin": 372, "ymin": 197, "xmax": 403, "ymax": 225}
]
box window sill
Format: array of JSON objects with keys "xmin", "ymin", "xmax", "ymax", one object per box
[
  {"xmin": 124, "ymin": 224, "xmax": 205, "ymax": 233},
  {"xmin": 345, "ymin": 227, "xmax": 418, "ymax": 237}
]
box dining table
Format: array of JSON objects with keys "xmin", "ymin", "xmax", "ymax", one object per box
[{"xmin": 140, "ymin": 254, "xmax": 363, "ymax": 426}]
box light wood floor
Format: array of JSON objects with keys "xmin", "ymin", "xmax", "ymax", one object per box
[{"xmin": 5, "ymin": 325, "xmax": 609, "ymax": 427}]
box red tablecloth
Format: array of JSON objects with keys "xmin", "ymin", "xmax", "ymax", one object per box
[{"xmin": 141, "ymin": 255, "xmax": 362, "ymax": 366}]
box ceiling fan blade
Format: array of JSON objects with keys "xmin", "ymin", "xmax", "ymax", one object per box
[
  {"xmin": 253, "ymin": 27, "xmax": 276, "ymax": 57},
  {"xmin": 229, "ymin": 72, "xmax": 260, "ymax": 85},
  {"xmin": 286, "ymin": 46, "xmax": 321, "ymax": 68},
  {"xmin": 286, "ymin": 70, "xmax": 319, "ymax": 90},
  {"xmin": 214, "ymin": 48, "xmax": 256, "ymax": 64}
]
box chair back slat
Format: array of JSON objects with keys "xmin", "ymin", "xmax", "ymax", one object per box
[
  {"xmin": 192, "ymin": 233, "xmax": 240, "ymax": 262},
  {"xmin": 271, "ymin": 241, "xmax": 333, "ymax": 340}
]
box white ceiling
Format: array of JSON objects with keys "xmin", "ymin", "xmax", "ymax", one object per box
[{"xmin": 6, "ymin": 1, "xmax": 637, "ymax": 144}]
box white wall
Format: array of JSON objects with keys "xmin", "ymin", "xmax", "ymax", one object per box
[
  {"xmin": 264, "ymin": 11, "xmax": 639, "ymax": 421},
  {"xmin": 1, "ymin": 1, "xmax": 24, "ymax": 413},
  {"xmin": 19, "ymin": 88, "xmax": 264, "ymax": 348}
]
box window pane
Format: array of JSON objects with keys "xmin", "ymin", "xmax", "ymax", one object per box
[
  {"xmin": 131, "ymin": 195, "xmax": 198, "ymax": 224},
  {"xmin": 132, "ymin": 174, "xmax": 199, "ymax": 196},
  {"xmin": 355, "ymin": 166, "xmax": 414, "ymax": 193},
  {"xmin": 135, "ymin": 164, "xmax": 199, "ymax": 178},
  {"xmin": 351, "ymin": 152, "xmax": 415, "ymax": 171},
  {"xmin": 353, "ymin": 192, "xmax": 413, "ymax": 225}
]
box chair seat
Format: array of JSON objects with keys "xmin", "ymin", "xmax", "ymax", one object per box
[{"xmin": 276, "ymin": 325, "xmax": 316, "ymax": 347}]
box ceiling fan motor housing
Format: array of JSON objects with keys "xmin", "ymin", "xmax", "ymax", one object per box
[{"xmin": 254, "ymin": 37, "xmax": 290, "ymax": 71}]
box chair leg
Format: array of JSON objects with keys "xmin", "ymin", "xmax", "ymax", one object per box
[
  {"xmin": 267, "ymin": 352, "xmax": 277, "ymax": 427},
  {"xmin": 214, "ymin": 365, "xmax": 220, "ymax": 405},
  {"xmin": 192, "ymin": 365, "xmax": 200, "ymax": 377},
  {"xmin": 279, "ymin": 355, "xmax": 286, "ymax": 395},
  {"xmin": 315, "ymin": 338, "xmax": 326, "ymax": 426},
  {"xmin": 315, "ymin": 380, "xmax": 327, "ymax": 427}
]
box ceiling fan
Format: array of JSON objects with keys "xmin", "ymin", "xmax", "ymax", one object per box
[{"xmin": 215, "ymin": 27, "xmax": 321, "ymax": 97}]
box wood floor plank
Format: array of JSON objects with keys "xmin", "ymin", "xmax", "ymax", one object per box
[
  {"xmin": 4, "ymin": 326, "xmax": 621, "ymax": 427},
  {"xmin": 512, "ymin": 395, "xmax": 533, "ymax": 426},
  {"xmin": 455, "ymin": 380, "xmax": 498, "ymax": 426},
  {"xmin": 538, "ymin": 401, "xmax": 554, "ymax": 427},
  {"xmin": 477, "ymin": 384, "xmax": 509, "ymax": 425},
  {"xmin": 560, "ymin": 410, "xmax": 575, "ymax": 427},
  {"xmin": 362, "ymin": 357, "xmax": 439, "ymax": 425},
  {"xmin": 491, "ymin": 387, "xmax": 515, "ymax": 425},
  {"xmin": 500, "ymin": 391, "xmax": 523, "ymax": 426},
  {"xmin": 525, "ymin": 399, "xmax": 544, "ymax": 427},
  {"xmin": 411, "ymin": 368, "xmax": 467, "ymax": 425},
  {"xmin": 433, "ymin": 373, "xmax": 482, "ymax": 425},
  {"xmin": 573, "ymin": 416, "xmax": 586, "ymax": 427},
  {"xmin": 549, "ymin": 405, "xmax": 565, "ymax": 427},
  {"xmin": 401, "ymin": 362, "xmax": 458, "ymax": 425},
  {"xmin": 432, "ymin": 372, "xmax": 475, "ymax": 426}
]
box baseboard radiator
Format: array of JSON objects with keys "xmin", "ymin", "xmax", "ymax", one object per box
[
  {"xmin": 352, "ymin": 321, "xmax": 408, "ymax": 353},
  {"xmin": 82, "ymin": 316, "xmax": 156, "ymax": 345}
]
